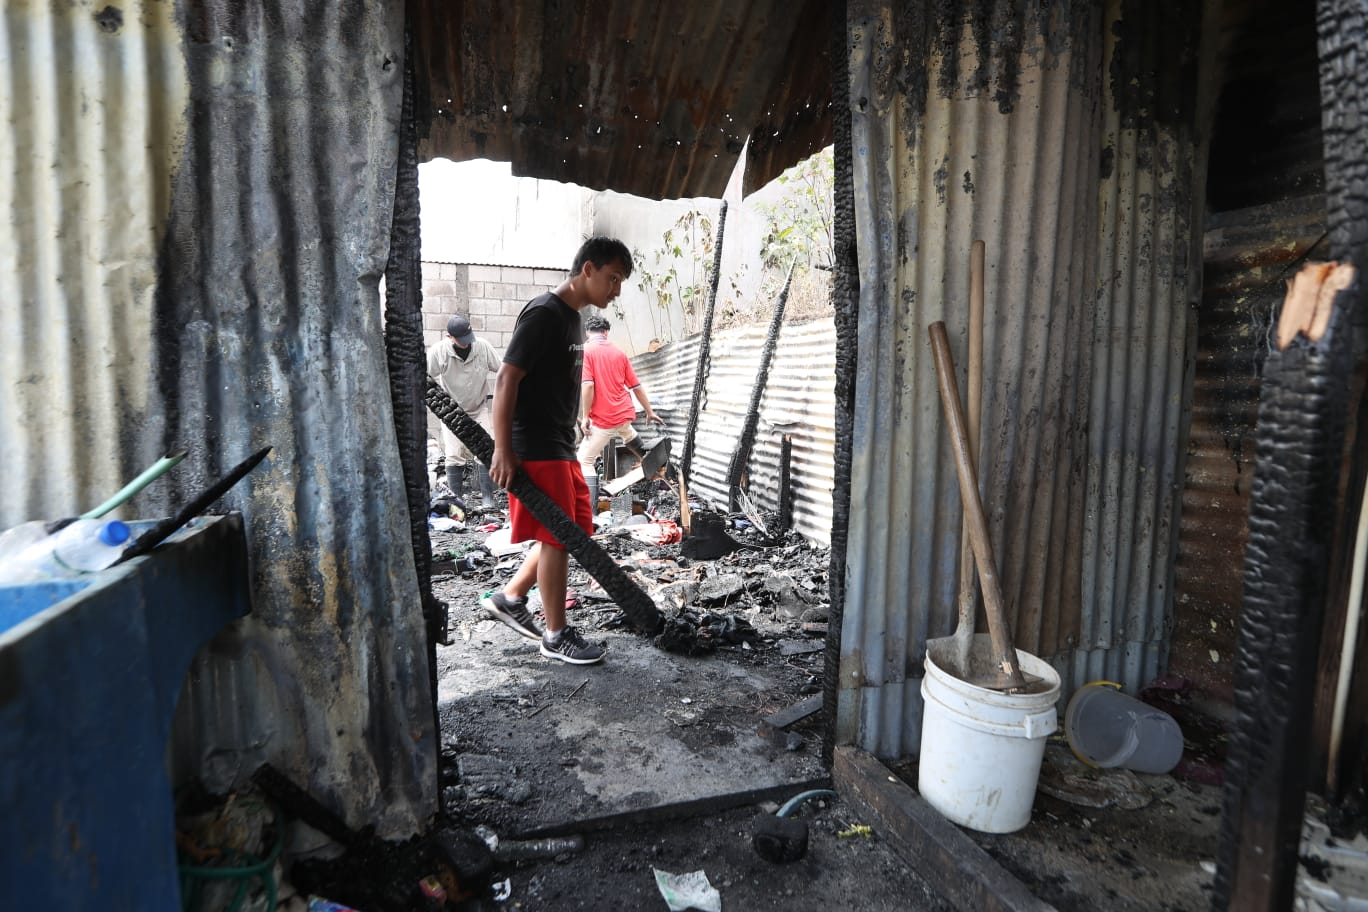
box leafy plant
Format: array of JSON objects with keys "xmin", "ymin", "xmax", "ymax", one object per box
[
  {"xmin": 633, "ymin": 209, "xmax": 721, "ymax": 338},
  {"xmin": 759, "ymin": 146, "xmax": 834, "ymax": 277}
]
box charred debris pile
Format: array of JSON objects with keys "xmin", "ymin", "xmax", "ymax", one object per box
[{"xmin": 428, "ymin": 475, "xmax": 832, "ymax": 660}]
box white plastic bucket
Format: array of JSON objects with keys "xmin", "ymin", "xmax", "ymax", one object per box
[
  {"xmin": 918, "ymin": 634, "xmax": 1061, "ymax": 833},
  {"xmin": 1064, "ymin": 682, "xmax": 1184, "ymax": 774}
]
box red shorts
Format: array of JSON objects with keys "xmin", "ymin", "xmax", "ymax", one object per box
[{"xmin": 508, "ymin": 460, "xmax": 594, "ymax": 550}]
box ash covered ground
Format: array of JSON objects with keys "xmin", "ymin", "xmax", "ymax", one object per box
[{"xmin": 415, "ymin": 465, "xmax": 954, "ymax": 910}]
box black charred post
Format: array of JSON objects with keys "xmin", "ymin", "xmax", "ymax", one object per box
[
  {"xmin": 778, "ymin": 434, "xmax": 794, "ymax": 531},
  {"xmin": 824, "ymin": 0, "xmax": 859, "ymax": 767},
  {"xmin": 383, "ymin": 34, "xmax": 448, "ymax": 804},
  {"xmin": 1314, "ymin": 0, "xmax": 1368, "ymax": 803},
  {"xmin": 727, "ymin": 263, "xmax": 795, "ymax": 511},
  {"xmin": 425, "ymin": 378, "xmax": 662, "ymax": 634},
  {"xmin": 1213, "ymin": 282, "xmax": 1357, "ymax": 911},
  {"xmin": 680, "ymin": 199, "xmax": 728, "ymax": 486}
]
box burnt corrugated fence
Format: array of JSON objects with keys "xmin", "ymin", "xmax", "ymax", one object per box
[
  {"xmin": 632, "ymin": 319, "xmax": 836, "ymax": 547},
  {"xmin": 841, "ymin": 0, "xmax": 1202, "ymax": 756}
]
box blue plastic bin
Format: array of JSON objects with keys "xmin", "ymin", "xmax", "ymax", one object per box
[{"xmin": 0, "ymin": 514, "xmax": 251, "ymax": 910}]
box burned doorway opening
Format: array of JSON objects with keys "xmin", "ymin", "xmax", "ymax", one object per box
[{"xmin": 384, "ymin": 47, "xmax": 846, "ymax": 847}]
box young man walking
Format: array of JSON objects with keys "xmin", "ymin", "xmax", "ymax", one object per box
[
  {"xmin": 482, "ymin": 237, "xmax": 633, "ymax": 665},
  {"xmin": 576, "ymin": 314, "xmax": 665, "ymax": 506}
]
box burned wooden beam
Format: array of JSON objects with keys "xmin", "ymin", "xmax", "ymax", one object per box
[
  {"xmin": 727, "ymin": 262, "xmax": 795, "ymax": 511},
  {"xmin": 680, "ymin": 199, "xmax": 728, "ymax": 486},
  {"xmin": 779, "ymin": 434, "xmax": 794, "ymax": 531},
  {"xmin": 384, "ymin": 40, "xmax": 450, "ymax": 804},
  {"xmin": 833, "ymin": 747, "xmax": 1050, "ymax": 912},
  {"xmin": 425, "ymin": 378, "xmax": 662, "ymax": 634},
  {"xmin": 1214, "ymin": 262, "xmax": 1358, "ymax": 911},
  {"xmin": 761, "ymin": 694, "xmax": 822, "ymax": 733}
]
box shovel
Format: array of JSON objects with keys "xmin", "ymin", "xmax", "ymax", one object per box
[
  {"xmin": 948, "ymin": 241, "xmax": 986, "ymax": 677},
  {"xmin": 928, "ymin": 316, "xmax": 1028, "ymax": 693}
]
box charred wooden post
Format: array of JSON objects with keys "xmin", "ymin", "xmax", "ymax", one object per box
[
  {"xmin": 779, "ymin": 434, "xmax": 794, "ymax": 531},
  {"xmin": 1313, "ymin": 0, "xmax": 1368, "ymax": 805},
  {"xmin": 727, "ymin": 262, "xmax": 795, "ymax": 511},
  {"xmin": 383, "ymin": 35, "xmax": 448, "ymax": 806},
  {"xmin": 425, "ymin": 378, "xmax": 662, "ymax": 634},
  {"xmin": 680, "ymin": 200, "xmax": 728, "ymax": 486},
  {"xmin": 824, "ymin": 2, "xmax": 859, "ymax": 766},
  {"xmin": 1214, "ymin": 262, "xmax": 1358, "ymax": 911}
]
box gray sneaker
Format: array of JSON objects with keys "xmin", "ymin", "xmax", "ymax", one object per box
[
  {"xmin": 481, "ymin": 591, "xmax": 542, "ymax": 640},
  {"xmin": 540, "ymin": 626, "xmax": 606, "ymax": 665}
]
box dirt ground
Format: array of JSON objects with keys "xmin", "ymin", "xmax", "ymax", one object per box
[
  {"xmin": 422, "ymin": 468, "xmax": 955, "ymax": 910},
  {"xmin": 460, "ymin": 798, "xmax": 953, "ymax": 911},
  {"xmin": 285, "ymin": 447, "xmax": 1363, "ymax": 912},
  {"xmin": 887, "ymin": 745, "xmax": 1225, "ymax": 912},
  {"xmin": 421, "ymin": 467, "xmax": 1225, "ymax": 912}
]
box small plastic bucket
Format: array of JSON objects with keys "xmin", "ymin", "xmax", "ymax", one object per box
[
  {"xmin": 918, "ymin": 635, "xmax": 1061, "ymax": 834},
  {"xmin": 1064, "ymin": 682, "xmax": 1183, "ymax": 774}
]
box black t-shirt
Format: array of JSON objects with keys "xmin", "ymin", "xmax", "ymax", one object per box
[{"xmin": 502, "ymin": 293, "xmax": 584, "ymax": 460}]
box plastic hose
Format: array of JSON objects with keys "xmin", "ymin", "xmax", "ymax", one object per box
[
  {"xmin": 178, "ymin": 805, "xmax": 284, "ymax": 912},
  {"xmin": 81, "ymin": 450, "xmax": 188, "ymax": 519},
  {"xmin": 777, "ymin": 789, "xmax": 837, "ymax": 818}
]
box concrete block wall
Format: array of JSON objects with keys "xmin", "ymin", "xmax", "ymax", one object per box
[
  {"xmin": 422, "ymin": 261, "xmax": 567, "ymax": 355},
  {"xmin": 421, "ymin": 261, "xmax": 566, "ymax": 444}
]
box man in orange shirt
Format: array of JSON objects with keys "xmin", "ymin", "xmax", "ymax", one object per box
[{"xmin": 576, "ymin": 314, "xmax": 664, "ymax": 506}]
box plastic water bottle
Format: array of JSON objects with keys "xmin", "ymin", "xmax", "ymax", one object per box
[
  {"xmin": 0, "ymin": 521, "xmax": 54, "ymax": 561},
  {"xmin": 0, "ymin": 519, "xmax": 132, "ymax": 583}
]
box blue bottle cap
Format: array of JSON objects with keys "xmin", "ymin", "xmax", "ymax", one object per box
[{"xmin": 99, "ymin": 520, "xmax": 131, "ymax": 546}]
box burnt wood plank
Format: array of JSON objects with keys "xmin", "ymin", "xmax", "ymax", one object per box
[{"xmin": 833, "ymin": 746, "xmax": 1053, "ymax": 912}]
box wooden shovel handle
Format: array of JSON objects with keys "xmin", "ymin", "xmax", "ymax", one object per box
[
  {"xmin": 929, "ymin": 321, "xmax": 1025, "ymax": 687},
  {"xmin": 955, "ymin": 241, "xmax": 986, "ymax": 636}
]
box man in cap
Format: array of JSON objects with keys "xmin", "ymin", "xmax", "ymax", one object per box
[{"xmin": 426, "ymin": 315, "xmax": 502, "ymax": 509}]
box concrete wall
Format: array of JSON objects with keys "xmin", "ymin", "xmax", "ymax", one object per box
[
  {"xmin": 418, "ymin": 158, "xmax": 592, "ymax": 268},
  {"xmin": 421, "ymin": 261, "xmax": 567, "ymax": 354},
  {"xmin": 421, "ymin": 261, "xmax": 566, "ymax": 441}
]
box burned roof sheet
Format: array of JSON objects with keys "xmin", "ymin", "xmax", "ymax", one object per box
[{"xmin": 412, "ymin": 0, "xmax": 834, "ymax": 200}]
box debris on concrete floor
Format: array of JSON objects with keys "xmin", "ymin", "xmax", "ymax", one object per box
[{"xmin": 428, "ymin": 475, "xmax": 835, "ymax": 663}]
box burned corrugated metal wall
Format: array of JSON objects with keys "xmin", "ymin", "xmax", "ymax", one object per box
[
  {"xmin": 1, "ymin": 1, "xmax": 436, "ymax": 836},
  {"xmin": 840, "ymin": 0, "xmax": 1204, "ymax": 755},
  {"xmin": 632, "ymin": 320, "xmax": 837, "ymax": 546},
  {"xmin": 1174, "ymin": 200, "xmax": 1327, "ymax": 704}
]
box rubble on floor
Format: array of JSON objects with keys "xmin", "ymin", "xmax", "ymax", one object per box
[{"xmin": 427, "ymin": 473, "xmax": 834, "ymax": 664}]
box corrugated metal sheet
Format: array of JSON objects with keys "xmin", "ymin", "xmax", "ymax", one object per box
[
  {"xmin": 1, "ymin": 1, "xmax": 436, "ymax": 837},
  {"xmin": 1172, "ymin": 197, "xmax": 1328, "ymax": 702},
  {"xmin": 1, "ymin": 0, "xmax": 185, "ymax": 514},
  {"xmin": 632, "ymin": 319, "xmax": 836, "ymax": 547},
  {"xmin": 841, "ymin": 0, "xmax": 1201, "ymax": 757},
  {"xmin": 411, "ymin": 0, "xmax": 834, "ymax": 200}
]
